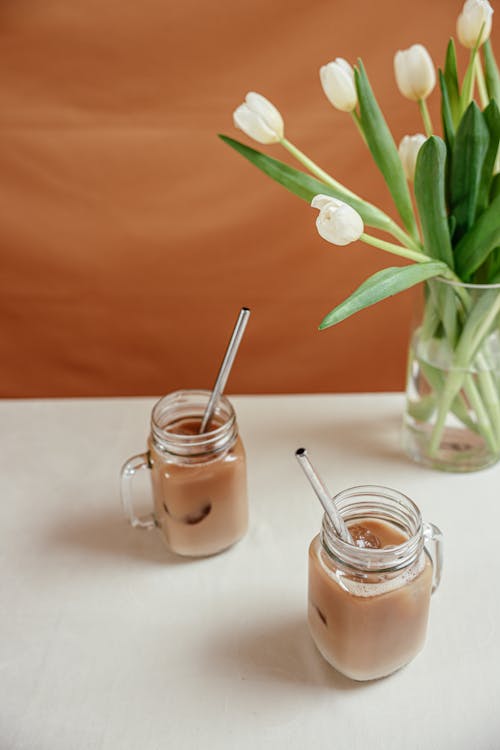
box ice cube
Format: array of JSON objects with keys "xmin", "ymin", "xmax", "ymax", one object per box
[
  {"xmin": 184, "ymin": 503, "xmax": 212, "ymax": 525},
  {"xmin": 349, "ymin": 524, "xmax": 382, "ymax": 549}
]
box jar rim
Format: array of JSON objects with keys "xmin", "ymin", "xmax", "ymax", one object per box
[
  {"xmin": 436, "ymin": 275, "xmax": 500, "ymax": 291},
  {"xmin": 151, "ymin": 389, "xmax": 237, "ymax": 456},
  {"xmin": 321, "ymin": 485, "xmax": 424, "ymax": 573}
]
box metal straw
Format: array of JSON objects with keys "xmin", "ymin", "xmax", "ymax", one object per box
[
  {"xmin": 199, "ymin": 307, "xmax": 251, "ymax": 433},
  {"xmin": 295, "ymin": 448, "xmax": 353, "ymax": 544}
]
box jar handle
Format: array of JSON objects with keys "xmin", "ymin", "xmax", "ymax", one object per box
[
  {"xmin": 120, "ymin": 451, "xmax": 156, "ymax": 530},
  {"xmin": 423, "ymin": 522, "xmax": 443, "ymax": 593}
]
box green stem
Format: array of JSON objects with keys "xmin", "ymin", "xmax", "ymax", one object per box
[
  {"xmin": 463, "ymin": 376, "xmax": 498, "ymax": 453},
  {"xmin": 280, "ymin": 137, "xmax": 423, "ymax": 253},
  {"xmin": 388, "ymin": 222, "xmax": 423, "ymax": 252},
  {"xmin": 477, "ymin": 364, "xmax": 500, "ymax": 446},
  {"xmin": 428, "ymin": 291, "xmax": 500, "ymax": 456},
  {"xmin": 351, "ymin": 110, "xmax": 367, "ymax": 144},
  {"xmin": 467, "ymin": 294, "xmax": 500, "ymax": 359},
  {"xmin": 462, "ymin": 55, "xmax": 477, "ymax": 109},
  {"xmin": 281, "ymin": 137, "xmax": 359, "ymax": 199},
  {"xmin": 360, "ymin": 233, "xmax": 429, "ymax": 263},
  {"xmin": 461, "ymin": 27, "xmax": 484, "ymax": 110},
  {"xmin": 418, "ymin": 359, "xmax": 477, "ymax": 433},
  {"xmin": 428, "ymin": 370, "xmax": 465, "ymax": 455},
  {"xmin": 418, "ymin": 99, "xmax": 433, "ymax": 137},
  {"xmin": 475, "ymin": 55, "xmax": 489, "ymax": 109},
  {"xmin": 431, "ymin": 276, "xmax": 471, "ymax": 312}
]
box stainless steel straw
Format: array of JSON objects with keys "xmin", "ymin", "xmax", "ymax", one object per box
[
  {"xmin": 199, "ymin": 307, "xmax": 251, "ymax": 434},
  {"xmin": 295, "ymin": 448, "xmax": 353, "ymax": 544}
]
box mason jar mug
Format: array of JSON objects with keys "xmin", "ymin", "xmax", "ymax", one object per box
[
  {"xmin": 308, "ymin": 485, "xmax": 442, "ymax": 681},
  {"xmin": 121, "ymin": 390, "xmax": 248, "ymax": 557}
]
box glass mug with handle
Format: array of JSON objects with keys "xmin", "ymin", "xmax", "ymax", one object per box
[
  {"xmin": 308, "ymin": 485, "xmax": 443, "ymax": 681},
  {"xmin": 121, "ymin": 390, "xmax": 248, "ymax": 557}
]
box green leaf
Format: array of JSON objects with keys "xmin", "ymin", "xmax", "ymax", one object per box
[
  {"xmin": 455, "ymin": 192, "xmax": 500, "ymax": 278},
  {"xmin": 414, "ymin": 136, "xmax": 454, "ymax": 268},
  {"xmin": 487, "ymin": 248, "xmax": 500, "ymax": 282},
  {"xmin": 436, "ymin": 282, "xmax": 459, "ymax": 344},
  {"xmin": 490, "ymin": 173, "xmax": 500, "ymax": 201},
  {"xmin": 477, "ymin": 99, "xmax": 500, "ymax": 214},
  {"xmin": 483, "ymin": 40, "xmax": 500, "ymax": 106},
  {"xmin": 439, "ymin": 69, "xmax": 455, "ymax": 151},
  {"xmin": 438, "ymin": 70, "xmax": 455, "ymax": 208},
  {"xmin": 448, "ymin": 214, "xmax": 457, "ymax": 239},
  {"xmin": 444, "ymin": 39, "xmax": 461, "ymax": 126},
  {"xmin": 354, "ymin": 60, "xmax": 419, "ymax": 241},
  {"xmin": 406, "ymin": 392, "xmax": 437, "ymax": 422},
  {"xmin": 219, "ymin": 135, "xmax": 394, "ymax": 232},
  {"xmin": 450, "ymin": 101, "xmax": 490, "ymax": 240},
  {"xmin": 319, "ymin": 262, "xmax": 447, "ymax": 329}
]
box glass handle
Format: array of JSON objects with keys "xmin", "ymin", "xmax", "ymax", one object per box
[
  {"xmin": 423, "ymin": 521, "xmax": 443, "ymax": 594},
  {"xmin": 120, "ymin": 452, "xmax": 156, "ymax": 530}
]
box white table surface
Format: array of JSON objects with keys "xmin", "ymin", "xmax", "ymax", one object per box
[{"xmin": 1, "ymin": 394, "xmax": 499, "ymax": 750}]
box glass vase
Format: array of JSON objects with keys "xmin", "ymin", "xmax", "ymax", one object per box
[{"xmin": 403, "ymin": 277, "xmax": 500, "ymax": 472}]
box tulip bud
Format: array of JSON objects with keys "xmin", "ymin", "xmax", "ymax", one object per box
[
  {"xmin": 398, "ymin": 134, "xmax": 427, "ymax": 182},
  {"xmin": 394, "ymin": 44, "xmax": 436, "ymax": 101},
  {"xmin": 311, "ymin": 194, "xmax": 364, "ymax": 246},
  {"xmin": 320, "ymin": 58, "xmax": 358, "ymax": 112},
  {"xmin": 457, "ymin": 0, "xmax": 493, "ymax": 48},
  {"xmin": 233, "ymin": 92, "xmax": 284, "ymax": 144}
]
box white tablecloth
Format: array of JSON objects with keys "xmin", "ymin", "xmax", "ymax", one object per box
[{"xmin": 1, "ymin": 394, "xmax": 498, "ymax": 749}]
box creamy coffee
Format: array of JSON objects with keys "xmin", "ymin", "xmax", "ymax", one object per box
[
  {"xmin": 308, "ymin": 519, "xmax": 433, "ymax": 681},
  {"xmin": 149, "ymin": 416, "xmax": 248, "ymax": 557}
]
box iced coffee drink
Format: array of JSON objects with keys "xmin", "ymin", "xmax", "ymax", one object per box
[
  {"xmin": 121, "ymin": 390, "xmax": 248, "ymax": 557},
  {"xmin": 307, "ymin": 486, "xmax": 442, "ymax": 681},
  {"xmin": 149, "ymin": 414, "xmax": 248, "ymax": 557}
]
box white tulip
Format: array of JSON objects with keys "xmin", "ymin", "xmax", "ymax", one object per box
[
  {"xmin": 457, "ymin": 0, "xmax": 493, "ymax": 48},
  {"xmin": 233, "ymin": 92, "xmax": 284, "ymax": 144},
  {"xmin": 394, "ymin": 44, "xmax": 436, "ymax": 101},
  {"xmin": 311, "ymin": 194, "xmax": 364, "ymax": 246},
  {"xmin": 320, "ymin": 58, "xmax": 358, "ymax": 112},
  {"xmin": 399, "ymin": 134, "xmax": 427, "ymax": 182}
]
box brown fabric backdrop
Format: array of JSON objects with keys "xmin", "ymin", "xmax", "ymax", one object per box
[{"xmin": 0, "ymin": 0, "xmax": 494, "ymax": 397}]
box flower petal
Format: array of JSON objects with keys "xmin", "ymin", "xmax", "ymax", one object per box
[
  {"xmin": 245, "ymin": 92, "xmax": 284, "ymax": 138},
  {"xmin": 315, "ymin": 202, "xmax": 364, "ymax": 245},
  {"xmin": 311, "ymin": 194, "xmax": 345, "ymax": 210},
  {"xmin": 233, "ymin": 103, "xmax": 281, "ymax": 144},
  {"xmin": 457, "ymin": 0, "xmax": 493, "ymax": 48},
  {"xmin": 320, "ymin": 60, "xmax": 357, "ymax": 112},
  {"xmin": 394, "ymin": 45, "xmax": 435, "ymax": 101}
]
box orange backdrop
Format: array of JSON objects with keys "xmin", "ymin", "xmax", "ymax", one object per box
[{"xmin": 0, "ymin": 0, "xmax": 494, "ymax": 397}]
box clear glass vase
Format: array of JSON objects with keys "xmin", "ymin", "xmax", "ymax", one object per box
[{"xmin": 403, "ymin": 277, "xmax": 500, "ymax": 472}]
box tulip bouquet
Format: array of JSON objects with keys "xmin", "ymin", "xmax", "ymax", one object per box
[{"xmin": 221, "ymin": 0, "xmax": 500, "ymax": 471}]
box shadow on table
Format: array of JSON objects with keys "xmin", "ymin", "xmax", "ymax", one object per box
[
  {"xmin": 253, "ymin": 409, "xmax": 414, "ymax": 470},
  {"xmin": 46, "ymin": 504, "xmax": 197, "ymax": 567},
  {"xmin": 318, "ymin": 413, "xmax": 407, "ymax": 465},
  {"xmin": 204, "ymin": 614, "xmax": 378, "ymax": 694}
]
